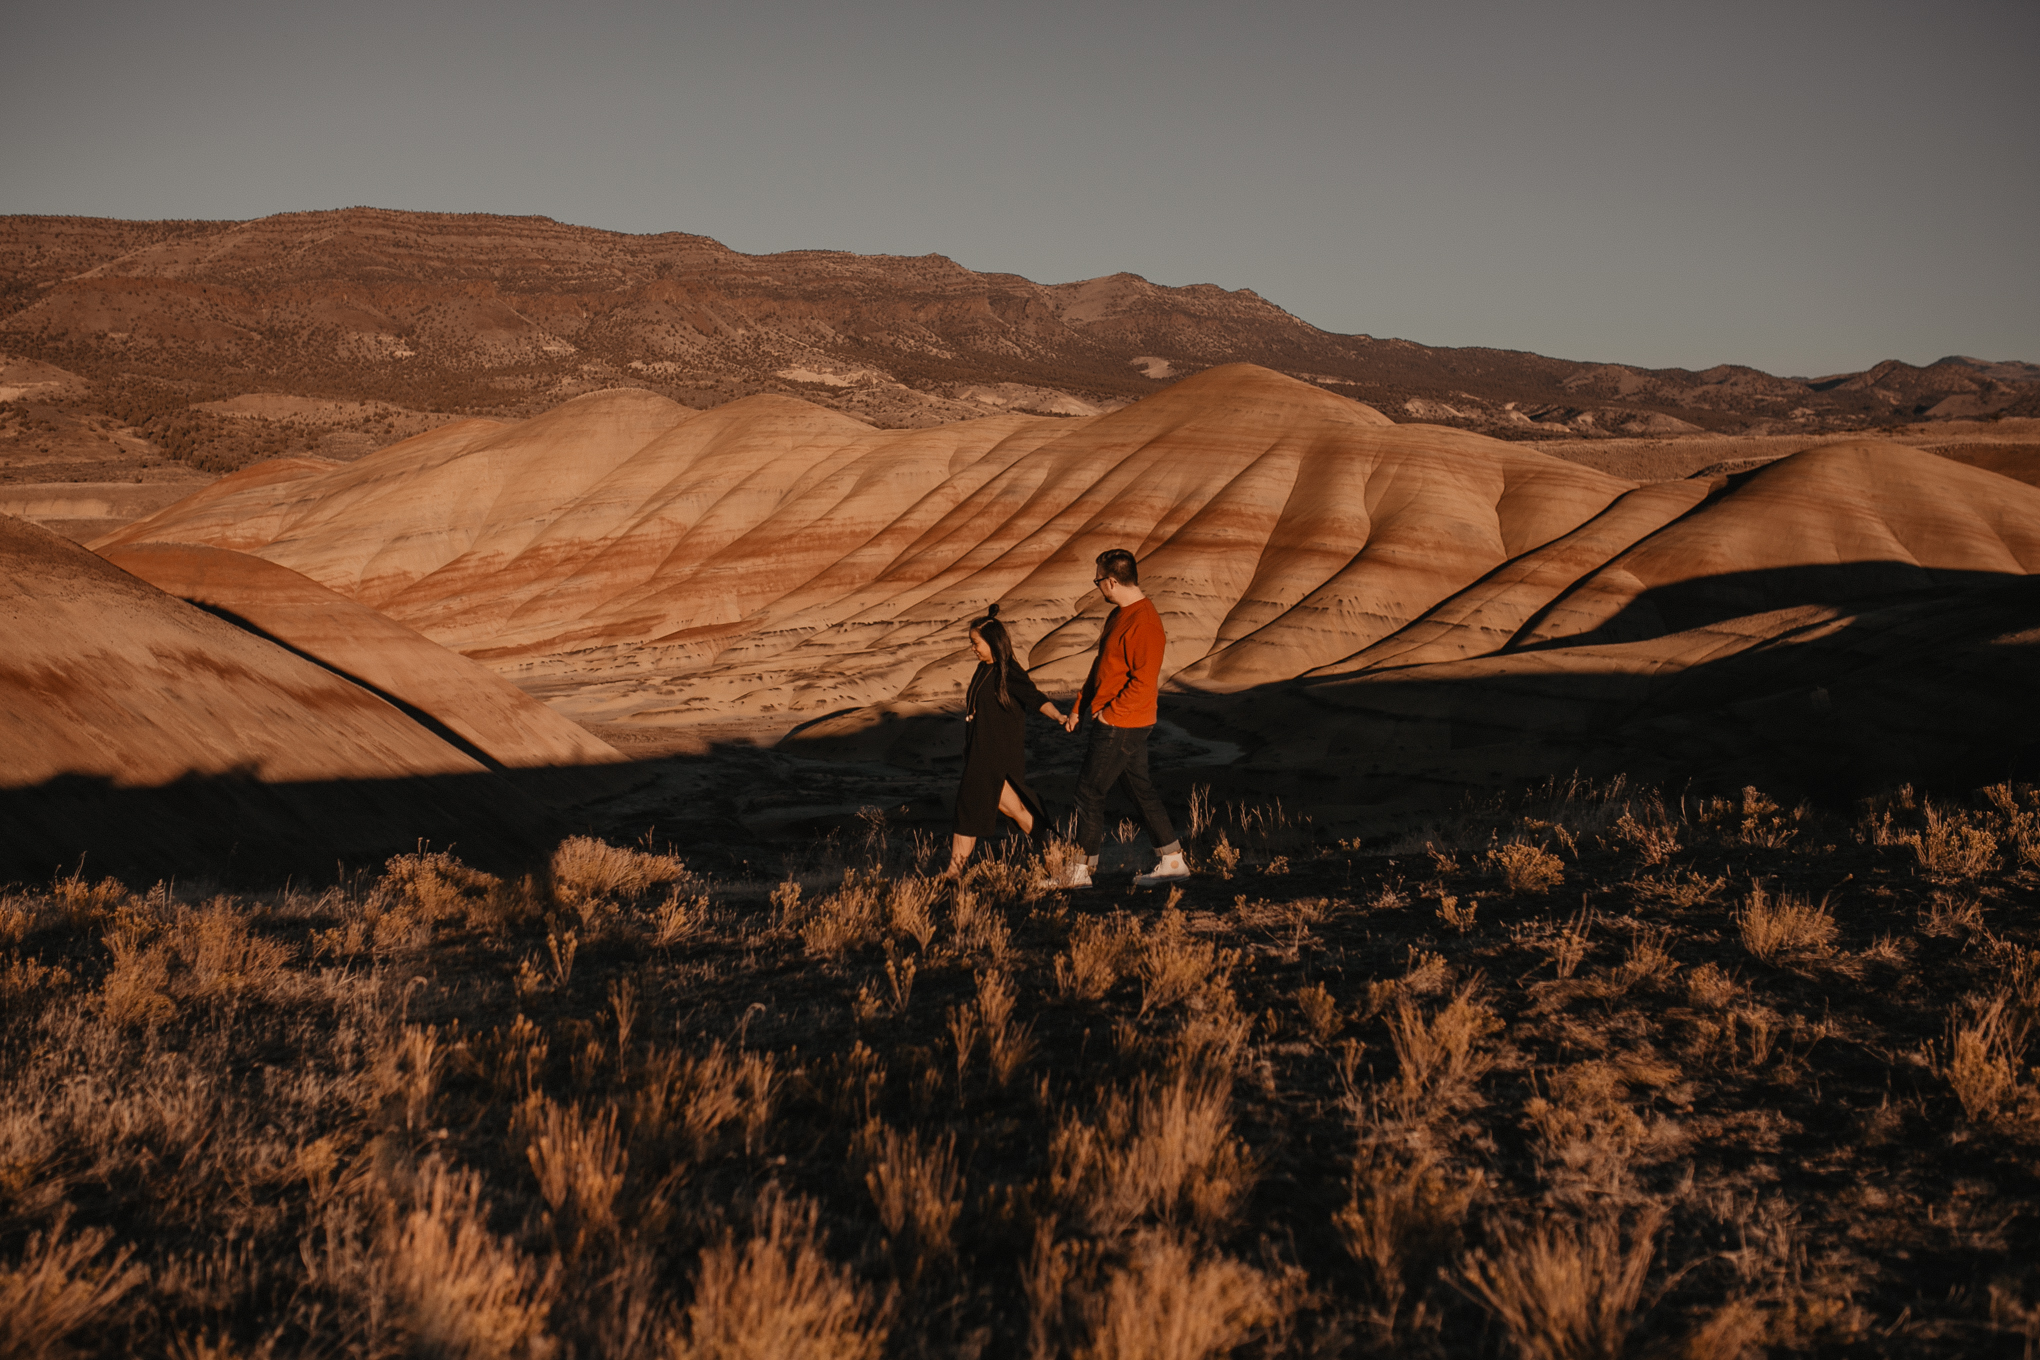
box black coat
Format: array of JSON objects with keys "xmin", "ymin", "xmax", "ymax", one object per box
[{"xmin": 953, "ymin": 660, "xmax": 1050, "ymax": 838}]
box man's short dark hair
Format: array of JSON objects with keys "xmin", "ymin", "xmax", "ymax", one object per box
[{"xmin": 1096, "ymin": 548, "xmax": 1139, "ymax": 585}]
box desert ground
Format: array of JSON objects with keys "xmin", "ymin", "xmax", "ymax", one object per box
[
  {"xmin": 6, "ymin": 777, "xmax": 2040, "ymax": 1357},
  {"xmin": 4, "ymin": 281, "xmax": 2039, "ymax": 1358}
]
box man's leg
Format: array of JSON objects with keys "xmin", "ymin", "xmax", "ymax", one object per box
[
  {"xmin": 1111, "ymin": 725, "xmax": 1181, "ymax": 857},
  {"xmin": 1074, "ymin": 724, "xmax": 1135, "ymax": 867}
]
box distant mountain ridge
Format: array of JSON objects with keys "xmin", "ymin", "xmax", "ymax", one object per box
[{"xmin": 2, "ymin": 207, "xmax": 2035, "ymax": 446}]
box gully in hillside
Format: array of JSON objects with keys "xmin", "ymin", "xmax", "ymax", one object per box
[{"xmin": 946, "ymin": 605, "xmax": 1068, "ymax": 877}]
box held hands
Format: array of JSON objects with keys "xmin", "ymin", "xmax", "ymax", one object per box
[{"xmin": 1062, "ymin": 709, "xmax": 1081, "ymax": 734}]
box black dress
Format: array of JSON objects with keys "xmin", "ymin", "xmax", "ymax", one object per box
[{"xmin": 953, "ymin": 660, "xmax": 1051, "ymax": 839}]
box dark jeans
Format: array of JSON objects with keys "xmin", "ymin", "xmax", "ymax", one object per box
[{"xmin": 1074, "ymin": 721, "xmax": 1178, "ymax": 855}]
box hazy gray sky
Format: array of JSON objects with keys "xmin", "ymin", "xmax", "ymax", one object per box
[{"xmin": 5, "ymin": 0, "xmax": 2034, "ymax": 375}]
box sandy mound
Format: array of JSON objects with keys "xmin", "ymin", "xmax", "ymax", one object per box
[
  {"xmin": 1208, "ymin": 442, "xmax": 2040, "ymax": 802},
  {"xmin": 99, "ymin": 543, "xmax": 622, "ymax": 770},
  {"xmin": 109, "ymin": 366, "xmax": 1634, "ymax": 731},
  {"xmin": 98, "ymin": 364, "xmax": 2040, "ymax": 799},
  {"xmin": 1, "ymin": 516, "xmax": 603, "ymax": 881},
  {"xmin": 1, "ymin": 514, "xmax": 494, "ymax": 788}
]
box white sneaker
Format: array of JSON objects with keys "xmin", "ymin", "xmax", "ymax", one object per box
[
  {"xmin": 1134, "ymin": 852, "xmax": 1192, "ymax": 887},
  {"xmin": 1054, "ymin": 861, "xmax": 1095, "ymax": 890}
]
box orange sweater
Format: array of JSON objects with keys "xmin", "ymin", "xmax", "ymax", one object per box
[{"xmin": 1084, "ymin": 597, "xmax": 1166, "ymax": 728}]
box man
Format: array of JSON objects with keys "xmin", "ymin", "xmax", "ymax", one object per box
[{"xmin": 1057, "ymin": 548, "xmax": 1191, "ymax": 889}]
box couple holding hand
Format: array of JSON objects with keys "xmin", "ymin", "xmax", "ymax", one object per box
[{"xmin": 946, "ymin": 548, "xmax": 1190, "ymax": 890}]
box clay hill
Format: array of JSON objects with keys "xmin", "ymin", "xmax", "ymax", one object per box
[
  {"xmin": 98, "ymin": 363, "xmax": 2040, "ymax": 805},
  {"xmin": 5, "ymin": 208, "xmax": 2036, "ymax": 471},
  {"xmin": 0, "ymin": 514, "xmax": 619, "ymax": 880}
]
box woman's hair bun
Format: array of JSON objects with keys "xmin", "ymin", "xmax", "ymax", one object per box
[{"xmin": 985, "ymin": 602, "xmax": 1000, "ymax": 619}]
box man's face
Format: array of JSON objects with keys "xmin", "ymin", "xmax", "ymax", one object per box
[{"xmin": 1093, "ymin": 570, "xmax": 1124, "ymax": 605}]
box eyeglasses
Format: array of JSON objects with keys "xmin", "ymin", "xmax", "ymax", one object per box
[{"xmin": 1092, "ymin": 577, "xmax": 1108, "ymax": 587}]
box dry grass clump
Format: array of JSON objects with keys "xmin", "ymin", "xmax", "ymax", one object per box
[
  {"xmin": 1735, "ymin": 883, "xmax": 1837, "ymax": 962},
  {"xmin": 1291, "ymin": 982, "xmax": 1342, "ymax": 1044},
  {"xmin": 1704, "ymin": 786, "xmax": 1804, "ymax": 848},
  {"xmin": 1052, "ymin": 1073, "xmax": 1256, "ymax": 1237},
  {"xmin": 1364, "ymin": 948, "xmax": 1451, "ymax": 1017},
  {"xmin": 789, "ymin": 864, "xmax": 1009, "ymax": 964},
  {"xmin": 1611, "ymin": 795, "xmax": 1682, "ymax": 865},
  {"xmin": 1982, "ymin": 782, "xmax": 2040, "ymax": 867},
  {"xmin": 1138, "ymin": 909, "xmax": 1238, "ymax": 1014},
  {"xmin": 551, "ymin": 834, "xmax": 686, "ymax": 904},
  {"xmin": 1078, "ymin": 1230, "xmax": 1290, "ymax": 1360},
  {"xmin": 4, "ymin": 873, "xmax": 133, "ymax": 946},
  {"xmin": 1685, "ymin": 962, "xmax": 1739, "ymax": 1009},
  {"xmin": 0, "ymin": 953, "xmax": 73, "ymax": 1010},
  {"xmin": 1488, "ymin": 842, "xmax": 1565, "ymax": 895},
  {"xmin": 1522, "ymin": 1055, "xmax": 1679, "ymax": 1156},
  {"xmin": 380, "ymin": 1158, "xmax": 558, "ymax": 1359},
  {"xmin": 947, "ymin": 967, "xmax": 1035, "ymax": 1090},
  {"xmin": 1943, "ymin": 997, "xmax": 2040, "ymax": 1130},
  {"xmin": 670, "ymin": 1192, "xmax": 889, "ymax": 1360},
  {"xmin": 551, "ymin": 834, "xmax": 692, "ymax": 938},
  {"xmin": 791, "ymin": 869, "xmax": 891, "ymax": 959},
  {"xmin": 371, "ymin": 848, "xmax": 503, "ymax": 928},
  {"xmin": 885, "ymin": 875, "xmax": 940, "ymax": 950},
  {"xmin": 519, "ymin": 1096, "xmax": 628, "ymax": 1262},
  {"xmin": 372, "ymin": 1022, "xmax": 445, "ymax": 1131},
  {"xmin": 1335, "ymin": 1144, "xmax": 1481, "ymax": 1327},
  {"xmin": 1055, "ymin": 912, "xmax": 1142, "ymax": 1001},
  {"xmin": 1458, "ymin": 1203, "xmax": 1665, "ymax": 1360},
  {"xmin": 101, "ymin": 898, "xmax": 298, "ymax": 1027},
  {"xmin": 316, "ymin": 849, "xmax": 511, "ymax": 957},
  {"xmin": 630, "ymin": 1040, "xmax": 781, "ymax": 1161},
  {"xmin": 1626, "ymin": 869, "xmax": 1726, "ymax": 908},
  {"xmin": 795, "ymin": 874, "xmax": 881, "ymax": 960},
  {"xmin": 1387, "ymin": 983, "xmax": 1499, "ymax": 1117},
  {"xmin": 1910, "ymin": 804, "xmax": 2001, "ymax": 879},
  {"xmin": 1617, "ymin": 926, "xmax": 1680, "ymax": 991},
  {"xmin": 1862, "ymin": 783, "xmax": 2037, "ymax": 876},
  {"xmin": 859, "ymin": 1122, "xmax": 962, "ymax": 1276},
  {"xmin": 0, "ymin": 1213, "xmax": 145, "ymax": 1359}
]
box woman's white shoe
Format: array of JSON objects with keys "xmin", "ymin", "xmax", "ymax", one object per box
[{"xmin": 1052, "ymin": 862, "xmax": 1095, "ymax": 890}]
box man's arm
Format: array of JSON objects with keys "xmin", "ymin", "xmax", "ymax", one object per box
[
  {"xmin": 1068, "ymin": 608, "xmax": 1114, "ymax": 731},
  {"xmin": 1066, "ymin": 657, "xmax": 1097, "ymax": 732}
]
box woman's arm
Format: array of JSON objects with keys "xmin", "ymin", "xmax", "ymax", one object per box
[{"xmin": 1009, "ymin": 662, "xmax": 1058, "ymax": 719}]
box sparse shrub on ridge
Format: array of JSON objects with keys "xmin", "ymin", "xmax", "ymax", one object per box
[
  {"xmin": 1735, "ymin": 882, "xmax": 1837, "ymax": 962},
  {"xmin": 551, "ymin": 834, "xmax": 691, "ymax": 937},
  {"xmin": 1911, "ymin": 804, "xmax": 2000, "ymax": 880},
  {"xmin": 1488, "ymin": 842, "xmax": 1565, "ymax": 894}
]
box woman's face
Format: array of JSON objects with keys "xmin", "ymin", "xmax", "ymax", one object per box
[{"xmin": 970, "ymin": 629, "xmax": 995, "ymax": 664}]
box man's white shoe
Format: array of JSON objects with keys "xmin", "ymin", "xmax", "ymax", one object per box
[
  {"xmin": 1134, "ymin": 852, "xmax": 1193, "ymax": 887},
  {"xmin": 1053, "ymin": 861, "xmax": 1095, "ymax": 890}
]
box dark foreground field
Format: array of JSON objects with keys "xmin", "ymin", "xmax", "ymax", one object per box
[{"xmin": 4, "ymin": 778, "xmax": 2039, "ymax": 1359}]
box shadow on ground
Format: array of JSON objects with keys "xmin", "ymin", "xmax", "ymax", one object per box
[{"xmin": 7, "ymin": 565, "xmax": 2037, "ymax": 890}]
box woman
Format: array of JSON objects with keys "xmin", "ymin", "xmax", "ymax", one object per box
[{"xmin": 948, "ymin": 605, "xmax": 1067, "ymax": 876}]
